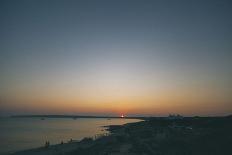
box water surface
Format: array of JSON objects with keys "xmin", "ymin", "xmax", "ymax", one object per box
[{"xmin": 0, "ymin": 117, "xmax": 140, "ymax": 154}]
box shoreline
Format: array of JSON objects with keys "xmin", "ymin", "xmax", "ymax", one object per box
[
  {"xmin": 9, "ymin": 122, "xmax": 139, "ymax": 155},
  {"xmin": 1, "ymin": 117, "xmax": 143, "ymax": 155},
  {"xmin": 10, "ymin": 116, "xmax": 232, "ymax": 155},
  {"xmin": 9, "ymin": 120, "xmax": 143, "ymax": 155}
]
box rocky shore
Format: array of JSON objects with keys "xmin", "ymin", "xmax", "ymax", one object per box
[{"xmin": 11, "ymin": 116, "xmax": 232, "ymax": 155}]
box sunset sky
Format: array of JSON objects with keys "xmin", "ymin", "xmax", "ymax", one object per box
[{"xmin": 1, "ymin": 0, "xmax": 232, "ymax": 116}]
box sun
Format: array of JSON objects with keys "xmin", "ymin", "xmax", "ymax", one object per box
[{"xmin": 120, "ymin": 114, "xmax": 124, "ymax": 118}]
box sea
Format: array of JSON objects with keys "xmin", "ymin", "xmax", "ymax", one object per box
[{"xmin": 0, "ymin": 117, "xmax": 141, "ymax": 155}]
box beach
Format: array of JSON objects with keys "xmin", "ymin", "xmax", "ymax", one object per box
[{"xmin": 11, "ymin": 116, "xmax": 232, "ymax": 155}]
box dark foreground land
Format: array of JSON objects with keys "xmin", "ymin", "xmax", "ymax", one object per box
[{"xmin": 12, "ymin": 116, "xmax": 232, "ymax": 155}]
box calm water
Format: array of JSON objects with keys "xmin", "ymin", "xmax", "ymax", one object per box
[{"xmin": 0, "ymin": 117, "xmax": 141, "ymax": 154}]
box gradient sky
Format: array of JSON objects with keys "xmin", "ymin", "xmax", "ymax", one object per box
[{"xmin": 1, "ymin": 0, "xmax": 232, "ymax": 116}]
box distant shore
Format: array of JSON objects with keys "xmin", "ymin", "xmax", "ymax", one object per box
[
  {"xmin": 11, "ymin": 114, "xmax": 147, "ymax": 120},
  {"xmin": 10, "ymin": 115, "xmax": 232, "ymax": 155}
]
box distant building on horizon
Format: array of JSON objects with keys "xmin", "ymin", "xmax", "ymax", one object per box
[{"xmin": 167, "ymin": 114, "xmax": 183, "ymax": 120}]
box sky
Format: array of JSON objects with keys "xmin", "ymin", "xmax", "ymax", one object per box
[{"xmin": 0, "ymin": 0, "xmax": 232, "ymax": 116}]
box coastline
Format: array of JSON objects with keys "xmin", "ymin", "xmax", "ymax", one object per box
[
  {"xmin": 9, "ymin": 122, "xmax": 141, "ymax": 155},
  {"xmin": 0, "ymin": 117, "xmax": 142, "ymax": 155},
  {"xmin": 10, "ymin": 116, "xmax": 232, "ymax": 155}
]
